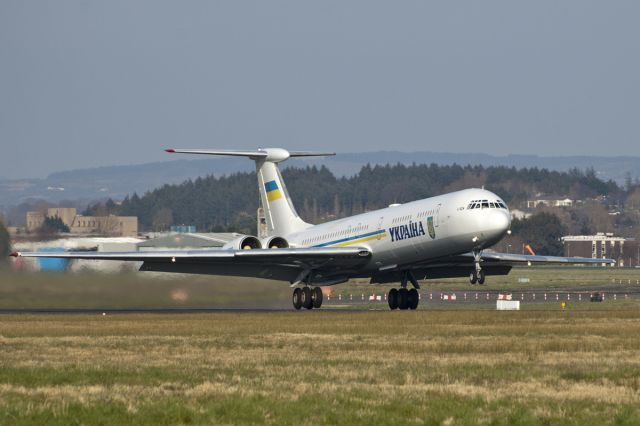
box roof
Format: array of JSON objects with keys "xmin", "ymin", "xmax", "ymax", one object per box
[{"xmin": 137, "ymin": 232, "xmax": 243, "ymax": 249}]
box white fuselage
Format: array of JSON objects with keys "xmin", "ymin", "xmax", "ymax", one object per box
[{"xmin": 286, "ymin": 188, "xmax": 511, "ymax": 272}]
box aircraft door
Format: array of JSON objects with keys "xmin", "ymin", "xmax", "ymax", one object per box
[
  {"xmin": 376, "ymin": 216, "xmax": 384, "ymax": 238},
  {"xmin": 435, "ymin": 204, "xmax": 441, "ymax": 227}
]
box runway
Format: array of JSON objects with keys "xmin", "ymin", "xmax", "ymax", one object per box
[{"xmin": 1, "ymin": 283, "xmax": 638, "ymax": 314}]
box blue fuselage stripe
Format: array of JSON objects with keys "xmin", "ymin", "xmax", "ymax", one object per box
[{"xmin": 311, "ymin": 229, "xmax": 385, "ymax": 247}]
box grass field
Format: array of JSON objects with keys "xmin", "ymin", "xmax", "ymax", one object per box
[
  {"xmin": 1, "ymin": 268, "xmax": 640, "ymax": 424},
  {"xmin": 2, "ymin": 309, "xmax": 640, "ymax": 425}
]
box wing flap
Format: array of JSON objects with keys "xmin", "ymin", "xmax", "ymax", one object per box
[
  {"xmin": 475, "ymin": 252, "xmax": 616, "ymax": 265},
  {"xmin": 408, "ymin": 251, "xmax": 615, "ymax": 269},
  {"xmin": 11, "ymin": 247, "xmax": 371, "ymax": 264}
]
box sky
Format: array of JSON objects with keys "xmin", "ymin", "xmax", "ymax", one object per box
[{"xmin": 1, "ymin": 1, "xmax": 639, "ymax": 179}]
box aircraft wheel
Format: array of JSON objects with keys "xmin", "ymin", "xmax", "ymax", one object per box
[
  {"xmin": 477, "ymin": 270, "xmax": 486, "ymax": 285},
  {"xmin": 388, "ymin": 288, "xmax": 399, "ymax": 310},
  {"xmin": 408, "ymin": 288, "xmax": 419, "ymax": 310},
  {"xmin": 469, "ymin": 270, "xmax": 478, "ymax": 285},
  {"xmin": 398, "ymin": 288, "xmax": 409, "ymax": 310},
  {"xmin": 292, "ymin": 288, "xmax": 302, "ymax": 310},
  {"xmin": 312, "ymin": 286, "xmax": 323, "ymax": 308},
  {"xmin": 301, "ymin": 287, "xmax": 313, "ymax": 310}
]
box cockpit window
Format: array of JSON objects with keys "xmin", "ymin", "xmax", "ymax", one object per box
[{"xmin": 468, "ymin": 198, "xmax": 508, "ymax": 210}]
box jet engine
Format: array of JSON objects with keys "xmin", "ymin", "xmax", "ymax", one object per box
[
  {"xmin": 263, "ymin": 236, "xmax": 289, "ymax": 249},
  {"xmin": 223, "ymin": 235, "xmax": 262, "ymax": 250}
]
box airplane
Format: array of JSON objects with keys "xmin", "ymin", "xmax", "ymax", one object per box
[{"xmin": 10, "ymin": 148, "xmax": 615, "ymax": 310}]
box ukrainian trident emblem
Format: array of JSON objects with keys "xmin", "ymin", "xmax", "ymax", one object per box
[{"xmin": 427, "ymin": 216, "xmax": 436, "ymax": 239}]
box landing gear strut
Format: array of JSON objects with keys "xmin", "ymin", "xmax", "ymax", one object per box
[
  {"xmin": 469, "ymin": 250, "xmax": 486, "ymax": 285},
  {"xmin": 388, "ymin": 271, "xmax": 420, "ymax": 310},
  {"xmin": 292, "ymin": 286, "xmax": 323, "ymax": 310}
]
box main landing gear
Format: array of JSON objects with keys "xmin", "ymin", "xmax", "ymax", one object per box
[
  {"xmin": 469, "ymin": 250, "xmax": 486, "ymax": 285},
  {"xmin": 388, "ymin": 288, "xmax": 419, "ymax": 310},
  {"xmin": 292, "ymin": 286, "xmax": 323, "ymax": 310},
  {"xmin": 388, "ymin": 271, "xmax": 420, "ymax": 310}
]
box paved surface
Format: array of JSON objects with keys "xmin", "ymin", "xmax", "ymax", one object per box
[
  {"xmin": 1, "ymin": 284, "xmax": 638, "ymax": 313},
  {"xmin": 325, "ymin": 284, "xmax": 640, "ymax": 306}
]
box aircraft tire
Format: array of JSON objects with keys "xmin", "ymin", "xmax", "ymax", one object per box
[
  {"xmin": 469, "ymin": 270, "xmax": 478, "ymax": 285},
  {"xmin": 477, "ymin": 270, "xmax": 485, "ymax": 285},
  {"xmin": 301, "ymin": 287, "xmax": 313, "ymax": 310},
  {"xmin": 292, "ymin": 288, "xmax": 303, "ymax": 310},
  {"xmin": 388, "ymin": 288, "xmax": 399, "ymax": 310},
  {"xmin": 312, "ymin": 287, "xmax": 323, "ymax": 308},
  {"xmin": 398, "ymin": 288, "xmax": 409, "ymax": 310},
  {"xmin": 408, "ymin": 288, "xmax": 419, "ymax": 310}
]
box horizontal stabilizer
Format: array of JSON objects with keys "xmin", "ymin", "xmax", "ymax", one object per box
[
  {"xmin": 288, "ymin": 151, "xmax": 336, "ymax": 157},
  {"xmin": 165, "ymin": 148, "xmax": 335, "ymax": 163},
  {"xmin": 165, "ymin": 149, "xmax": 267, "ymax": 158}
]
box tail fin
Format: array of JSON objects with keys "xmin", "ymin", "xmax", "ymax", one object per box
[{"xmin": 165, "ymin": 148, "xmax": 335, "ymax": 236}]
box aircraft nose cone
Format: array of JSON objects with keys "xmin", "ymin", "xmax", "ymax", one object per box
[{"xmin": 488, "ymin": 209, "xmax": 511, "ymax": 235}]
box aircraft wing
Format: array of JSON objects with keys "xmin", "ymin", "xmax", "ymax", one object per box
[
  {"xmin": 10, "ymin": 247, "xmax": 372, "ymax": 282},
  {"xmin": 372, "ymin": 251, "xmax": 615, "ymax": 283},
  {"xmin": 469, "ymin": 251, "xmax": 616, "ymax": 266}
]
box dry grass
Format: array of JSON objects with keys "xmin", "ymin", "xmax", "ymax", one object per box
[{"xmin": 1, "ymin": 310, "xmax": 640, "ymax": 424}]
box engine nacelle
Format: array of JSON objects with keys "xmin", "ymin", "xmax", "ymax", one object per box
[
  {"xmin": 223, "ymin": 235, "xmax": 262, "ymax": 250},
  {"xmin": 262, "ymin": 236, "xmax": 289, "ymax": 249}
]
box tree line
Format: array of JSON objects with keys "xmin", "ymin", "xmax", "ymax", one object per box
[
  {"xmin": 0, "ymin": 219, "xmax": 10, "ymax": 264},
  {"xmin": 84, "ymin": 163, "xmax": 627, "ymax": 238}
]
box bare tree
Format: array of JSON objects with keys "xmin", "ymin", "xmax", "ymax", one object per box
[
  {"xmin": 152, "ymin": 208, "xmax": 173, "ymax": 232},
  {"xmin": 98, "ymin": 215, "xmax": 120, "ymax": 236}
]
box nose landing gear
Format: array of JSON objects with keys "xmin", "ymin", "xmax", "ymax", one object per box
[
  {"xmin": 469, "ymin": 250, "xmax": 486, "ymax": 285},
  {"xmin": 469, "ymin": 269, "xmax": 485, "ymax": 285}
]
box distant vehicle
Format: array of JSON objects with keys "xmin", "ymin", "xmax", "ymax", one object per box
[
  {"xmin": 590, "ymin": 293, "xmax": 604, "ymax": 302},
  {"xmin": 11, "ymin": 148, "xmax": 615, "ymax": 310}
]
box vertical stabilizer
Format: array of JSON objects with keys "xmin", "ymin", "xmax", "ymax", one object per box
[{"xmin": 164, "ymin": 147, "xmax": 334, "ymax": 236}]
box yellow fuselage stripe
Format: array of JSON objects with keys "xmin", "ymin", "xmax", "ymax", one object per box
[{"xmin": 331, "ymin": 233, "xmax": 386, "ymax": 247}]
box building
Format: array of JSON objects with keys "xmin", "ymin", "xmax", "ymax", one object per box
[
  {"xmin": 26, "ymin": 211, "xmax": 46, "ymax": 231},
  {"xmin": 527, "ymin": 198, "xmax": 574, "ymax": 209},
  {"xmin": 12, "ymin": 236, "xmax": 144, "ymax": 273},
  {"xmin": 509, "ymin": 209, "xmax": 532, "ymax": 220},
  {"xmin": 70, "ymin": 214, "xmax": 138, "ymax": 237},
  {"xmin": 137, "ymin": 232, "xmax": 239, "ymax": 251},
  {"xmin": 25, "ymin": 207, "xmax": 138, "ymax": 237},
  {"xmin": 562, "ymin": 233, "xmax": 640, "ymax": 267},
  {"xmin": 257, "ymin": 207, "xmax": 268, "ymax": 238}
]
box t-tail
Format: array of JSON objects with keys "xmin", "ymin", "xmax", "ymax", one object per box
[{"xmin": 164, "ymin": 148, "xmax": 335, "ymax": 236}]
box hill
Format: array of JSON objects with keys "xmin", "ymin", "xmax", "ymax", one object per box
[
  {"xmin": 2, "ymin": 151, "xmax": 640, "ymax": 211},
  {"xmin": 84, "ymin": 163, "xmax": 626, "ymax": 236}
]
